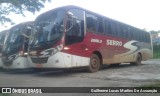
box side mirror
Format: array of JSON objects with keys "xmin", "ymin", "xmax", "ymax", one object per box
[
  {"xmin": 22, "ymin": 26, "xmax": 32, "ymax": 39},
  {"xmin": 66, "ymin": 20, "xmax": 74, "ymax": 32},
  {"xmin": 66, "ymin": 12, "xmax": 74, "ymax": 32},
  {"xmin": 60, "ymin": 25, "xmax": 64, "ymax": 32},
  {"xmin": 22, "ymin": 33, "xmax": 30, "ymax": 39}
]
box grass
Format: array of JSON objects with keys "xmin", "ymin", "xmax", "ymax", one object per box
[
  {"xmin": 140, "ymin": 82, "xmax": 160, "ymax": 87},
  {"xmin": 153, "ymin": 50, "xmax": 160, "ymax": 59}
]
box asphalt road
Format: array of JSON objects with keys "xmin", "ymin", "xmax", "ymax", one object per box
[{"xmin": 0, "ymin": 60, "xmax": 160, "ymax": 96}]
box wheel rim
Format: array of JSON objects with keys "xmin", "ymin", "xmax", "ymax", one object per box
[{"xmin": 91, "ymin": 58, "xmax": 99, "ymax": 69}]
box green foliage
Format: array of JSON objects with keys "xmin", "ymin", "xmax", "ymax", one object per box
[
  {"xmin": 0, "ymin": 0, "xmax": 51, "ymax": 25},
  {"xmin": 150, "ymin": 30, "xmax": 160, "ymax": 35},
  {"xmin": 153, "ymin": 45, "xmax": 160, "ymax": 59},
  {"xmin": 140, "ymin": 82, "xmax": 160, "ymax": 87}
]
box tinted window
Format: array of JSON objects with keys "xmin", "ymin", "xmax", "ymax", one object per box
[
  {"xmin": 97, "ymin": 17, "xmax": 104, "ymax": 33},
  {"xmin": 105, "ymin": 20, "xmax": 112, "ymax": 35},
  {"xmin": 142, "ymin": 32, "xmax": 146, "ymax": 42},
  {"xmin": 110, "ymin": 22, "xmax": 117, "ymax": 36},
  {"xmin": 123, "ymin": 26, "xmax": 128, "ymax": 38},
  {"xmin": 119, "ymin": 25, "xmax": 124, "ymax": 38},
  {"xmin": 65, "ymin": 9, "xmax": 84, "ymax": 45},
  {"xmin": 86, "ymin": 13, "xmax": 97, "ymax": 32}
]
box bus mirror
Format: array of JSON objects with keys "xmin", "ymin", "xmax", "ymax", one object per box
[
  {"xmin": 22, "ymin": 33, "xmax": 30, "ymax": 39},
  {"xmin": 22, "ymin": 26, "xmax": 32, "ymax": 38},
  {"xmin": 60, "ymin": 25, "xmax": 64, "ymax": 32},
  {"xmin": 66, "ymin": 11, "xmax": 76, "ymax": 32},
  {"xmin": 66, "ymin": 21, "xmax": 73, "ymax": 32}
]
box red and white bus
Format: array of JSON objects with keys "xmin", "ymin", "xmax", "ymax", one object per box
[
  {"xmin": 2, "ymin": 21, "xmax": 33, "ymax": 69},
  {"xmin": 28, "ymin": 5, "xmax": 153, "ymax": 72}
]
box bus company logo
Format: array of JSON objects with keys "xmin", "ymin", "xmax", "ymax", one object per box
[
  {"xmin": 91, "ymin": 39, "xmax": 102, "ymax": 43},
  {"xmin": 39, "ymin": 44, "xmax": 63, "ymax": 57},
  {"xmin": 106, "ymin": 40, "xmax": 123, "ymax": 46},
  {"xmin": 8, "ymin": 54, "xmax": 18, "ymax": 61}
]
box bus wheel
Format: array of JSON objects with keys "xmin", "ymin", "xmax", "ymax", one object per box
[
  {"xmin": 87, "ymin": 54, "xmax": 101, "ymax": 73},
  {"xmin": 130, "ymin": 54, "xmax": 142, "ymax": 66}
]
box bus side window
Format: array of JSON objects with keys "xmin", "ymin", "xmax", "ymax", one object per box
[
  {"xmin": 142, "ymin": 32, "xmax": 145, "ymax": 42},
  {"xmin": 117, "ymin": 23, "xmax": 121, "ymax": 37},
  {"xmin": 130, "ymin": 29, "xmax": 134, "ymax": 40},
  {"xmin": 110, "ymin": 22, "xmax": 117, "ymax": 36},
  {"xmin": 96, "ymin": 17, "xmax": 104, "ymax": 34},
  {"xmin": 119, "ymin": 25, "xmax": 124, "ymax": 38},
  {"xmin": 139, "ymin": 31, "xmax": 143, "ymax": 42},
  {"xmin": 86, "ymin": 13, "xmax": 97, "ymax": 32},
  {"xmin": 105, "ymin": 20, "xmax": 112, "ymax": 35},
  {"xmin": 65, "ymin": 9, "xmax": 84, "ymax": 45},
  {"xmin": 124, "ymin": 26, "xmax": 128, "ymax": 38}
]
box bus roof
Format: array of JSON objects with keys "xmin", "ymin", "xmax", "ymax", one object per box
[
  {"xmin": 9, "ymin": 21, "xmax": 34, "ymax": 30},
  {"xmin": 36, "ymin": 5, "xmax": 149, "ymax": 34}
]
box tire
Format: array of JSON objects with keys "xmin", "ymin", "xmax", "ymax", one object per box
[
  {"xmin": 87, "ymin": 54, "xmax": 101, "ymax": 73},
  {"xmin": 130, "ymin": 54, "xmax": 142, "ymax": 66}
]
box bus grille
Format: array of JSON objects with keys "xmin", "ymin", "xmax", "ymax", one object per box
[{"xmin": 31, "ymin": 57, "xmax": 48, "ymax": 63}]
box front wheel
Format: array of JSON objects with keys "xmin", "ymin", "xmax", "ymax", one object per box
[
  {"xmin": 87, "ymin": 54, "xmax": 101, "ymax": 73},
  {"xmin": 130, "ymin": 54, "xmax": 142, "ymax": 66}
]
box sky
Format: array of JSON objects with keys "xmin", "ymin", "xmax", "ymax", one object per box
[{"xmin": 1, "ymin": 0, "xmax": 160, "ymax": 32}]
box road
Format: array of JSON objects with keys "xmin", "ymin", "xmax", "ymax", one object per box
[{"xmin": 0, "ymin": 60, "xmax": 160, "ymax": 96}]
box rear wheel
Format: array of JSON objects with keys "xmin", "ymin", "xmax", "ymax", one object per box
[
  {"xmin": 130, "ymin": 54, "xmax": 142, "ymax": 66},
  {"xmin": 87, "ymin": 54, "xmax": 101, "ymax": 73}
]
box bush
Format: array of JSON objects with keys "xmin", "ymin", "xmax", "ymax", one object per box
[{"xmin": 153, "ymin": 45, "xmax": 160, "ymax": 59}]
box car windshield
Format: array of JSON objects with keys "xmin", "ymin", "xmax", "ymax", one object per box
[{"xmin": 30, "ymin": 9, "xmax": 65, "ymax": 45}]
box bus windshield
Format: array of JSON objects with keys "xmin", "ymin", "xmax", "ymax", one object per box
[
  {"xmin": 0, "ymin": 32, "xmax": 4, "ymax": 45},
  {"xmin": 30, "ymin": 9, "xmax": 65, "ymax": 45},
  {"xmin": 3, "ymin": 27, "xmax": 23, "ymax": 54}
]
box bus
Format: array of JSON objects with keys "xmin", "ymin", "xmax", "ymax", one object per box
[
  {"xmin": 2, "ymin": 21, "xmax": 33, "ymax": 69},
  {"xmin": 28, "ymin": 5, "xmax": 153, "ymax": 72},
  {"xmin": 0, "ymin": 30, "xmax": 8, "ymax": 68}
]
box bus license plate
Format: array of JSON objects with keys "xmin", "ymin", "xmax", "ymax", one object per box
[{"xmin": 36, "ymin": 64, "xmax": 43, "ymax": 68}]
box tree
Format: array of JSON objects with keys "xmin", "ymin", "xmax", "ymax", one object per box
[
  {"xmin": 150, "ymin": 30, "xmax": 160, "ymax": 45},
  {"xmin": 150, "ymin": 30, "xmax": 160, "ymax": 38},
  {"xmin": 0, "ymin": 0, "xmax": 50, "ymax": 25}
]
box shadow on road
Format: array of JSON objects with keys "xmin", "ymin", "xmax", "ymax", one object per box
[
  {"xmin": 101, "ymin": 63, "xmax": 146, "ymax": 70},
  {"xmin": 33, "ymin": 63, "xmax": 147, "ymax": 77},
  {"xmin": 0, "ymin": 63, "xmax": 147, "ymax": 77}
]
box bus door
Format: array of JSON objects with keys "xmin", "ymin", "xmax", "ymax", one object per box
[{"xmin": 65, "ymin": 8, "xmax": 86, "ymax": 67}]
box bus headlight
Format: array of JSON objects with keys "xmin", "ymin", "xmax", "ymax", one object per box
[
  {"xmin": 18, "ymin": 51, "xmax": 28, "ymax": 56},
  {"xmin": 24, "ymin": 52, "xmax": 28, "ymax": 56},
  {"xmin": 18, "ymin": 51, "xmax": 24, "ymax": 56}
]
